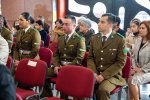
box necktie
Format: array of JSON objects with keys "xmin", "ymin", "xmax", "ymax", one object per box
[
  {"xmin": 65, "ymin": 35, "xmax": 69, "ymax": 44},
  {"xmin": 102, "ymin": 36, "xmax": 107, "ymax": 46}
]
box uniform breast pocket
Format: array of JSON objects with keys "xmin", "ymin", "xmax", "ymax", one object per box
[
  {"xmin": 69, "ymin": 45, "xmax": 75, "ymax": 51},
  {"xmin": 108, "ymin": 48, "xmax": 117, "ymax": 57}
]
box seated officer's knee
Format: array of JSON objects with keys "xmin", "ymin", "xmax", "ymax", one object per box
[
  {"xmin": 97, "ymin": 84, "xmax": 109, "ymax": 94},
  {"xmin": 47, "ymin": 67, "xmax": 56, "ymax": 77}
]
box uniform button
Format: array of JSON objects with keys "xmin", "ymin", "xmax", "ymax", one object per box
[
  {"xmin": 64, "ymin": 54, "xmax": 66, "ymax": 56},
  {"xmin": 100, "ymin": 72, "xmax": 102, "ymax": 74},
  {"xmin": 101, "ymin": 58, "xmax": 103, "ymax": 60},
  {"xmin": 100, "ymin": 65, "xmax": 103, "ymax": 68},
  {"xmin": 101, "ymin": 50, "xmax": 103, "ymax": 53},
  {"xmin": 64, "ymin": 48, "xmax": 66, "ymax": 50},
  {"xmin": 64, "ymin": 59, "xmax": 66, "ymax": 61}
]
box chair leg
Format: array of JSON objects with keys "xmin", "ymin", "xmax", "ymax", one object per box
[
  {"xmin": 124, "ymin": 86, "xmax": 128, "ymax": 100},
  {"xmin": 118, "ymin": 88, "xmax": 122, "ymax": 100}
]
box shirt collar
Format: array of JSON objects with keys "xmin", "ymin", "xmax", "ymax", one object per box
[
  {"xmin": 24, "ymin": 26, "xmax": 31, "ymax": 33},
  {"xmin": 101, "ymin": 31, "xmax": 112, "ymax": 40},
  {"xmin": 65, "ymin": 31, "xmax": 74, "ymax": 40}
]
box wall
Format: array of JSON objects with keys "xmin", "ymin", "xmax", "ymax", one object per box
[{"xmin": 1, "ymin": 0, "xmax": 53, "ymax": 28}]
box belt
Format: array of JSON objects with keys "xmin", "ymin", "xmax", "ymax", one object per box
[
  {"xmin": 61, "ymin": 61, "xmax": 72, "ymax": 66},
  {"xmin": 19, "ymin": 50, "xmax": 31, "ymax": 55}
]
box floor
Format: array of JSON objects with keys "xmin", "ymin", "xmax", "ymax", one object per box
[{"xmin": 52, "ymin": 84, "xmax": 150, "ymax": 100}]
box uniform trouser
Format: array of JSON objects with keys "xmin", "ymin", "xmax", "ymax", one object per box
[
  {"xmin": 95, "ymin": 80, "xmax": 116, "ymax": 100},
  {"xmin": 41, "ymin": 67, "xmax": 56, "ymax": 98}
]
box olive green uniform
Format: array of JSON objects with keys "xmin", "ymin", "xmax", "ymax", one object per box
[
  {"xmin": 1, "ymin": 27, "xmax": 13, "ymax": 51},
  {"xmin": 13, "ymin": 27, "xmax": 41, "ymax": 60},
  {"xmin": 87, "ymin": 32, "xmax": 127, "ymax": 100}
]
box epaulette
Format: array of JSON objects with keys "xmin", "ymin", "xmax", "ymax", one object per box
[{"xmin": 117, "ymin": 33, "xmax": 125, "ymax": 38}]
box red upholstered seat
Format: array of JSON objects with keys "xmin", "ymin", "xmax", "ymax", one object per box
[
  {"xmin": 39, "ymin": 47, "xmax": 53, "ymax": 67},
  {"xmin": 15, "ymin": 58, "xmax": 47, "ymax": 100},
  {"xmin": 47, "ymin": 65, "xmax": 95, "ymax": 99}
]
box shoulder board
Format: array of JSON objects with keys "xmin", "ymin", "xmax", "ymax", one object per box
[{"xmin": 117, "ymin": 33, "xmax": 125, "ymax": 38}]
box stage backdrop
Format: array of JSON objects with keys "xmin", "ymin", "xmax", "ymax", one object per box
[{"xmin": 64, "ymin": 0, "xmax": 150, "ymax": 32}]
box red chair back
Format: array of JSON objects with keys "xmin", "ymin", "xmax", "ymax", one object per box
[
  {"xmin": 56, "ymin": 65, "xmax": 95, "ymax": 98},
  {"xmin": 15, "ymin": 58, "xmax": 47, "ymax": 87},
  {"xmin": 45, "ymin": 35, "xmax": 51, "ymax": 48},
  {"xmin": 6, "ymin": 56, "xmax": 13, "ymax": 70},
  {"xmin": 122, "ymin": 56, "xmax": 131, "ymax": 78},
  {"xmin": 82, "ymin": 52, "xmax": 89, "ymax": 67},
  {"xmin": 39, "ymin": 47, "xmax": 53, "ymax": 67},
  {"xmin": 49, "ymin": 42, "xmax": 57, "ymax": 54}
]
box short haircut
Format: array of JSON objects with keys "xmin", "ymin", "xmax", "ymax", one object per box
[
  {"xmin": 80, "ymin": 18, "xmax": 91, "ymax": 28},
  {"xmin": 102, "ymin": 13, "xmax": 116, "ymax": 24},
  {"xmin": 64, "ymin": 15, "xmax": 76, "ymax": 24},
  {"xmin": 35, "ymin": 20, "xmax": 44, "ymax": 27}
]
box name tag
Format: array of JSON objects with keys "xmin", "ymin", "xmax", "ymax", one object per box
[{"xmin": 27, "ymin": 60, "xmax": 37, "ymax": 67}]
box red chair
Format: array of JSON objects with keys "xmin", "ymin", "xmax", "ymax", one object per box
[
  {"xmin": 46, "ymin": 65, "xmax": 95, "ymax": 100},
  {"xmin": 82, "ymin": 52, "xmax": 89, "ymax": 67},
  {"xmin": 49, "ymin": 42, "xmax": 57, "ymax": 54},
  {"xmin": 15, "ymin": 58, "xmax": 47, "ymax": 100},
  {"xmin": 110, "ymin": 56, "xmax": 131, "ymax": 100},
  {"xmin": 6, "ymin": 56, "xmax": 13, "ymax": 70},
  {"xmin": 39, "ymin": 47, "xmax": 53, "ymax": 67},
  {"xmin": 45, "ymin": 35, "xmax": 51, "ymax": 48}
]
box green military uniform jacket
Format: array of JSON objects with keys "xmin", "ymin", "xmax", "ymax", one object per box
[
  {"xmin": 87, "ymin": 32, "xmax": 126, "ymax": 86},
  {"xmin": 1, "ymin": 27, "xmax": 13, "ymax": 50},
  {"xmin": 13, "ymin": 27, "xmax": 41, "ymax": 60},
  {"xmin": 53, "ymin": 32, "xmax": 86, "ymax": 67}
]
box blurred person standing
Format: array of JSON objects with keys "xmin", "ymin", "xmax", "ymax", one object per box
[
  {"xmin": 35, "ymin": 20, "xmax": 48, "ymax": 47},
  {"xmin": 113, "ymin": 16, "xmax": 126, "ymax": 37},
  {"xmin": 36, "ymin": 15, "xmax": 50, "ymax": 34}
]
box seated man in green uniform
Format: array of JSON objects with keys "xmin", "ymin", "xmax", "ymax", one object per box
[
  {"xmin": 42, "ymin": 15, "xmax": 86, "ymax": 97},
  {"xmin": 87, "ymin": 13, "xmax": 127, "ymax": 100}
]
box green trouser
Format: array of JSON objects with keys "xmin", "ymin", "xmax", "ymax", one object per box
[
  {"xmin": 41, "ymin": 67, "xmax": 56, "ymax": 98},
  {"xmin": 95, "ymin": 80, "xmax": 116, "ymax": 100}
]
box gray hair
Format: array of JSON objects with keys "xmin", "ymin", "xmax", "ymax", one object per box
[{"xmin": 80, "ymin": 18, "xmax": 92, "ymax": 29}]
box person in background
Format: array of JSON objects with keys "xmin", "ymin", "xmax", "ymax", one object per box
[
  {"xmin": 0, "ymin": 35, "xmax": 9, "ymax": 65},
  {"xmin": 0, "ymin": 15, "xmax": 13, "ymax": 52},
  {"xmin": 0, "ymin": 64, "xmax": 16, "ymax": 100},
  {"xmin": 128, "ymin": 21, "xmax": 150, "ymax": 100},
  {"xmin": 125, "ymin": 18, "xmax": 141, "ymax": 49},
  {"xmin": 87, "ymin": 13, "xmax": 126, "ymax": 100},
  {"xmin": 78, "ymin": 18, "xmax": 94, "ymax": 51},
  {"xmin": 12, "ymin": 20, "xmax": 21, "ymax": 37},
  {"xmin": 13, "ymin": 12, "xmax": 41, "ymax": 73},
  {"xmin": 113, "ymin": 16, "xmax": 126, "ymax": 37},
  {"xmin": 52, "ymin": 19, "xmax": 64, "ymax": 43},
  {"xmin": 35, "ymin": 20, "xmax": 48, "ymax": 47},
  {"xmin": 36, "ymin": 15, "xmax": 50, "ymax": 34}
]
